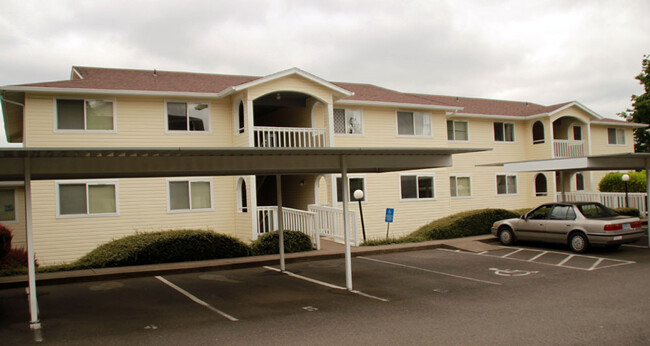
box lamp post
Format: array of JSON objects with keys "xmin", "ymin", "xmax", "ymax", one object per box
[
  {"xmin": 354, "ymin": 189, "xmax": 367, "ymax": 242},
  {"xmin": 622, "ymin": 174, "xmax": 630, "ymax": 208}
]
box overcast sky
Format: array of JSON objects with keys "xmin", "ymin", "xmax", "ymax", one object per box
[{"xmin": 1, "ymin": 0, "xmax": 649, "ymax": 145}]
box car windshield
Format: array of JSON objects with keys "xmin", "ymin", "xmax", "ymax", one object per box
[{"xmin": 576, "ymin": 203, "xmax": 619, "ymax": 219}]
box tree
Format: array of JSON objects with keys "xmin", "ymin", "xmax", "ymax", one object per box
[{"xmin": 623, "ymin": 55, "xmax": 650, "ymax": 152}]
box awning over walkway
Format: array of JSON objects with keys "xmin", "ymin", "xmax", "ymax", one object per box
[
  {"xmin": 489, "ymin": 153, "xmax": 650, "ymax": 173},
  {"xmin": 0, "ymin": 147, "xmax": 487, "ymax": 180}
]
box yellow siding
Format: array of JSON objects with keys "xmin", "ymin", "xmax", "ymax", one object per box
[
  {"xmin": 247, "ymin": 75, "xmax": 334, "ymax": 105},
  {"xmin": 31, "ymin": 177, "xmax": 239, "ymax": 265},
  {"xmin": 589, "ymin": 125, "xmax": 635, "ymax": 155},
  {"xmin": 24, "ymin": 94, "xmax": 233, "ymax": 148}
]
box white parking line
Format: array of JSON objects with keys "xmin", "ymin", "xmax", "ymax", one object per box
[
  {"xmin": 358, "ymin": 256, "xmax": 502, "ymax": 286},
  {"xmin": 557, "ymin": 255, "xmax": 575, "ymax": 266},
  {"xmin": 588, "ymin": 258, "xmax": 605, "ymax": 271},
  {"xmin": 527, "ymin": 251, "xmax": 548, "ymax": 262},
  {"xmin": 155, "ymin": 276, "xmax": 239, "ymax": 322},
  {"xmin": 502, "ymin": 249, "xmax": 523, "ymax": 258},
  {"xmin": 263, "ymin": 266, "xmax": 389, "ymax": 302}
]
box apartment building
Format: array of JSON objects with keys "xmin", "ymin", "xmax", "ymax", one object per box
[{"xmin": 0, "ymin": 66, "xmax": 640, "ymax": 264}]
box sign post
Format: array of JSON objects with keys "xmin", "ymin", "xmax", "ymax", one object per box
[{"xmin": 385, "ymin": 208, "xmax": 394, "ymax": 239}]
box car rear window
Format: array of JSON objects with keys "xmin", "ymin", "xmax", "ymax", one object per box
[{"xmin": 576, "ymin": 203, "xmax": 619, "ymax": 219}]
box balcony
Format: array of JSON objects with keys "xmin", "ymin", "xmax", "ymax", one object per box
[
  {"xmin": 254, "ymin": 126, "xmax": 327, "ymax": 148},
  {"xmin": 553, "ymin": 139, "xmax": 585, "ymax": 158}
]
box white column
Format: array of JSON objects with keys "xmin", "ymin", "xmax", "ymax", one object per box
[
  {"xmin": 24, "ymin": 156, "xmax": 42, "ymax": 340},
  {"xmin": 276, "ymin": 175, "xmax": 285, "ymax": 272},
  {"xmin": 326, "ymin": 102, "xmax": 335, "ymax": 148},
  {"xmin": 250, "ymin": 175, "xmax": 258, "ymax": 240},
  {"xmin": 247, "ymin": 99, "xmax": 255, "ymax": 147},
  {"xmin": 340, "ymin": 156, "xmax": 352, "ymax": 290}
]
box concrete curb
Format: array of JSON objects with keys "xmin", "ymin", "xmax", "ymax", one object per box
[{"xmin": 0, "ymin": 234, "xmax": 495, "ymax": 289}]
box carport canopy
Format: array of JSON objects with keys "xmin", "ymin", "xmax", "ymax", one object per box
[{"xmin": 0, "ymin": 146, "xmax": 488, "ymax": 336}]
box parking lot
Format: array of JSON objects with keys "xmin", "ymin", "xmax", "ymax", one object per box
[{"xmin": 1, "ymin": 243, "xmax": 649, "ymax": 345}]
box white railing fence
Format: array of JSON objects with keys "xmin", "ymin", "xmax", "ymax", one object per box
[
  {"xmin": 254, "ymin": 127, "xmax": 326, "ymax": 148},
  {"xmin": 553, "ymin": 139, "xmax": 585, "ymax": 158},
  {"xmin": 257, "ymin": 206, "xmax": 320, "ymax": 249},
  {"xmin": 558, "ymin": 192, "xmax": 647, "ymax": 215},
  {"xmin": 308, "ymin": 204, "xmax": 359, "ymax": 246}
]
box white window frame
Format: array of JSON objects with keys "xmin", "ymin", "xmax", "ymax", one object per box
[
  {"xmin": 534, "ymin": 173, "xmax": 548, "ymax": 197},
  {"xmin": 607, "ymin": 128, "xmax": 626, "ymax": 145},
  {"xmin": 496, "ymin": 173, "xmax": 518, "ymax": 196},
  {"xmin": 335, "ymin": 174, "xmax": 367, "ymax": 203},
  {"xmin": 167, "ymin": 177, "xmax": 214, "ymax": 213},
  {"xmin": 165, "ymin": 100, "xmax": 212, "ymax": 134},
  {"xmin": 399, "ymin": 173, "xmax": 436, "ymax": 201},
  {"xmin": 56, "ymin": 180, "xmax": 119, "ymax": 218},
  {"xmin": 334, "ymin": 108, "xmax": 364, "ymax": 136},
  {"xmin": 572, "ymin": 125, "xmax": 582, "ymax": 141},
  {"xmin": 447, "ymin": 119, "xmax": 470, "ymax": 142},
  {"xmin": 0, "ymin": 188, "xmax": 18, "ymax": 223},
  {"xmin": 54, "ymin": 97, "xmax": 117, "ymax": 133},
  {"xmin": 493, "ymin": 121, "xmax": 515, "ymax": 143},
  {"xmin": 233, "ymin": 95, "xmax": 245, "ymax": 135},
  {"xmin": 575, "ymin": 173, "xmax": 585, "ymax": 191},
  {"xmin": 396, "ymin": 111, "xmax": 433, "ymax": 137},
  {"xmin": 450, "ymin": 175, "xmax": 472, "ymax": 198},
  {"xmin": 236, "ymin": 177, "xmax": 247, "ymax": 213}
]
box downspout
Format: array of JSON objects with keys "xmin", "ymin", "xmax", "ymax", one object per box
[{"xmin": 24, "ymin": 153, "xmax": 43, "ymax": 341}]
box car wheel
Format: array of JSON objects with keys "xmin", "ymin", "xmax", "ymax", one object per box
[
  {"xmin": 569, "ymin": 232, "xmax": 589, "ymax": 253},
  {"xmin": 498, "ymin": 226, "xmax": 516, "ymax": 246}
]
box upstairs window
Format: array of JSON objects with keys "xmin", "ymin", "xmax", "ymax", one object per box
[
  {"xmin": 167, "ymin": 102, "xmax": 210, "ymax": 132},
  {"xmin": 0, "ymin": 189, "xmax": 16, "ymax": 222},
  {"xmin": 397, "ymin": 111, "xmax": 431, "ymax": 136},
  {"xmin": 336, "ymin": 176, "xmax": 366, "ymax": 202},
  {"xmin": 496, "ymin": 174, "xmax": 518, "ymax": 195},
  {"xmin": 400, "ymin": 174, "xmax": 435, "ymax": 200},
  {"xmin": 56, "ymin": 99, "xmax": 115, "ymax": 131},
  {"xmin": 532, "ymin": 121, "xmax": 544, "ymax": 144},
  {"xmin": 57, "ymin": 181, "xmax": 118, "ymax": 217},
  {"xmin": 573, "ymin": 126, "xmax": 582, "ymax": 140},
  {"xmin": 494, "ymin": 122, "xmax": 514, "ymax": 142},
  {"xmin": 334, "ymin": 108, "xmax": 363, "ymax": 134},
  {"xmin": 238, "ymin": 101, "xmax": 245, "ymax": 134},
  {"xmin": 607, "ymin": 128, "xmax": 625, "ymax": 145},
  {"xmin": 450, "ymin": 176, "xmax": 471, "ymax": 197},
  {"xmin": 447, "ymin": 120, "xmax": 468, "ymax": 141}
]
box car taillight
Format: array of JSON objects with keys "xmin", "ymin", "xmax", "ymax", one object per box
[
  {"xmin": 631, "ymin": 221, "xmax": 643, "ymax": 228},
  {"xmin": 604, "ymin": 224, "xmax": 622, "ymax": 231}
]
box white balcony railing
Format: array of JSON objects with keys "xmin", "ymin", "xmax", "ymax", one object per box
[
  {"xmin": 558, "ymin": 192, "xmax": 647, "ymax": 215},
  {"xmin": 553, "ymin": 139, "xmax": 585, "ymax": 158},
  {"xmin": 308, "ymin": 204, "xmax": 358, "ymax": 246},
  {"xmin": 254, "ymin": 127, "xmax": 326, "ymax": 148},
  {"xmin": 257, "ymin": 206, "xmax": 320, "ymax": 249}
]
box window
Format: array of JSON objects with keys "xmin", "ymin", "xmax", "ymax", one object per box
[
  {"xmin": 496, "ymin": 174, "xmax": 517, "ymax": 195},
  {"xmin": 528, "ymin": 205, "xmax": 552, "ymax": 219},
  {"xmin": 573, "ymin": 126, "xmax": 582, "ymax": 140},
  {"xmin": 56, "ymin": 99, "xmax": 115, "ymax": 131},
  {"xmin": 447, "ymin": 120, "xmax": 468, "ymax": 141},
  {"xmin": 237, "ymin": 178, "xmax": 247, "ymax": 213},
  {"xmin": 575, "ymin": 173, "xmax": 585, "ymax": 191},
  {"xmin": 167, "ymin": 102, "xmax": 210, "ymax": 132},
  {"xmin": 450, "ymin": 176, "xmax": 471, "ymax": 197},
  {"xmin": 334, "ymin": 108, "xmax": 363, "ymax": 134},
  {"xmin": 168, "ymin": 178, "xmax": 212, "ymax": 212},
  {"xmin": 57, "ymin": 181, "xmax": 118, "ymax": 217},
  {"xmin": 0, "ymin": 189, "xmax": 16, "ymax": 222},
  {"xmin": 607, "ymin": 128, "xmax": 625, "ymax": 145},
  {"xmin": 400, "ymin": 175, "xmax": 435, "ymax": 200},
  {"xmin": 397, "ymin": 111, "xmax": 431, "ymax": 136},
  {"xmin": 238, "ymin": 101, "xmax": 245, "ymax": 134},
  {"xmin": 535, "ymin": 174, "xmax": 548, "ymax": 197},
  {"xmin": 336, "ymin": 176, "xmax": 366, "ymax": 202},
  {"xmin": 550, "ymin": 205, "xmax": 576, "ymax": 220},
  {"xmin": 532, "ymin": 121, "xmax": 544, "ymax": 144},
  {"xmin": 494, "ymin": 122, "xmax": 514, "ymax": 142}
]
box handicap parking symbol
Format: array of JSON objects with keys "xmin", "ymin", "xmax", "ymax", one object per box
[{"xmin": 489, "ymin": 268, "xmax": 539, "ymax": 277}]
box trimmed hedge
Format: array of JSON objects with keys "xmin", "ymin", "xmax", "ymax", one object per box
[
  {"xmin": 363, "ymin": 208, "xmax": 520, "ymax": 246},
  {"xmin": 75, "ymin": 230, "xmax": 251, "ymax": 268},
  {"xmin": 0, "ymin": 224, "xmax": 13, "ymax": 260},
  {"xmin": 251, "ymin": 230, "xmax": 314, "ymax": 256},
  {"xmin": 599, "ymin": 171, "xmax": 646, "ymax": 192},
  {"xmin": 613, "ymin": 207, "xmax": 641, "ymax": 217}
]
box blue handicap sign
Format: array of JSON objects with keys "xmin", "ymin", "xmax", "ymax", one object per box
[{"xmin": 385, "ymin": 208, "xmax": 394, "ymax": 223}]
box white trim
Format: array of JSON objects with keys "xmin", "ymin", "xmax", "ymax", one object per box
[
  {"xmin": 166, "ymin": 177, "xmax": 214, "ymax": 213},
  {"xmin": 335, "ymin": 174, "xmax": 367, "ymax": 203},
  {"xmin": 228, "ymin": 67, "xmax": 354, "ymax": 97},
  {"xmin": 446, "ymin": 119, "xmax": 470, "ymax": 142},
  {"xmin": 591, "ymin": 120, "xmax": 646, "ymax": 128},
  {"xmin": 333, "ymin": 107, "xmax": 364, "ymax": 136},
  {"xmin": 1, "ymin": 85, "xmax": 226, "ymax": 98},
  {"xmin": 450, "ymin": 174, "xmax": 472, "ymax": 198},
  {"xmin": 53, "ymin": 97, "xmax": 118, "ymax": 133},
  {"xmin": 449, "ymin": 112, "xmax": 549, "ymax": 121},
  {"xmin": 547, "ymin": 101, "xmax": 603, "ymax": 120},
  {"xmin": 71, "ymin": 67, "xmax": 84, "ymax": 80},
  {"xmin": 233, "ymin": 94, "xmax": 245, "ymax": 135},
  {"xmin": 534, "ymin": 173, "xmax": 549, "ymax": 197},
  {"xmin": 495, "ymin": 173, "xmax": 518, "ymax": 196},
  {"xmin": 55, "ymin": 179, "xmax": 119, "ymax": 218},
  {"xmin": 0, "ymin": 187, "xmax": 18, "ymax": 223},
  {"xmin": 396, "ymin": 110, "xmax": 433, "ymax": 138},
  {"xmin": 164, "ymin": 100, "xmax": 212, "ymax": 134},
  {"xmin": 532, "ymin": 120, "xmax": 545, "ymax": 144},
  {"xmin": 336, "ymin": 99, "xmax": 461, "ymax": 111},
  {"xmin": 493, "ymin": 121, "xmax": 516, "ymax": 143},
  {"xmin": 398, "ymin": 173, "xmax": 436, "ymax": 201}
]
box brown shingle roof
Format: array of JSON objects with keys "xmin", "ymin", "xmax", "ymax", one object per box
[
  {"xmin": 333, "ymin": 82, "xmax": 456, "ymax": 108},
  {"xmin": 411, "ymin": 94, "xmax": 573, "ymax": 117}
]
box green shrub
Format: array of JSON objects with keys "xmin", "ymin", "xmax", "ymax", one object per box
[
  {"xmin": 613, "ymin": 208, "xmax": 641, "ymax": 217},
  {"xmin": 405, "ymin": 208, "xmax": 519, "ymax": 242},
  {"xmin": 251, "ymin": 230, "xmax": 314, "ymax": 256},
  {"xmin": 0, "ymin": 224, "xmax": 13, "ymax": 260},
  {"xmin": 599, "ymin": 171, "xmax": 646, "ymax": 192},
  {"xmin": 75, "ymin": 230, "xmax": 251, "ymax": 268}
]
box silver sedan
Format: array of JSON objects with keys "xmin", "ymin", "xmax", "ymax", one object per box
[{"xmin": 491, "ymin": 202, "xmax": 644, "ymax": 253}]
